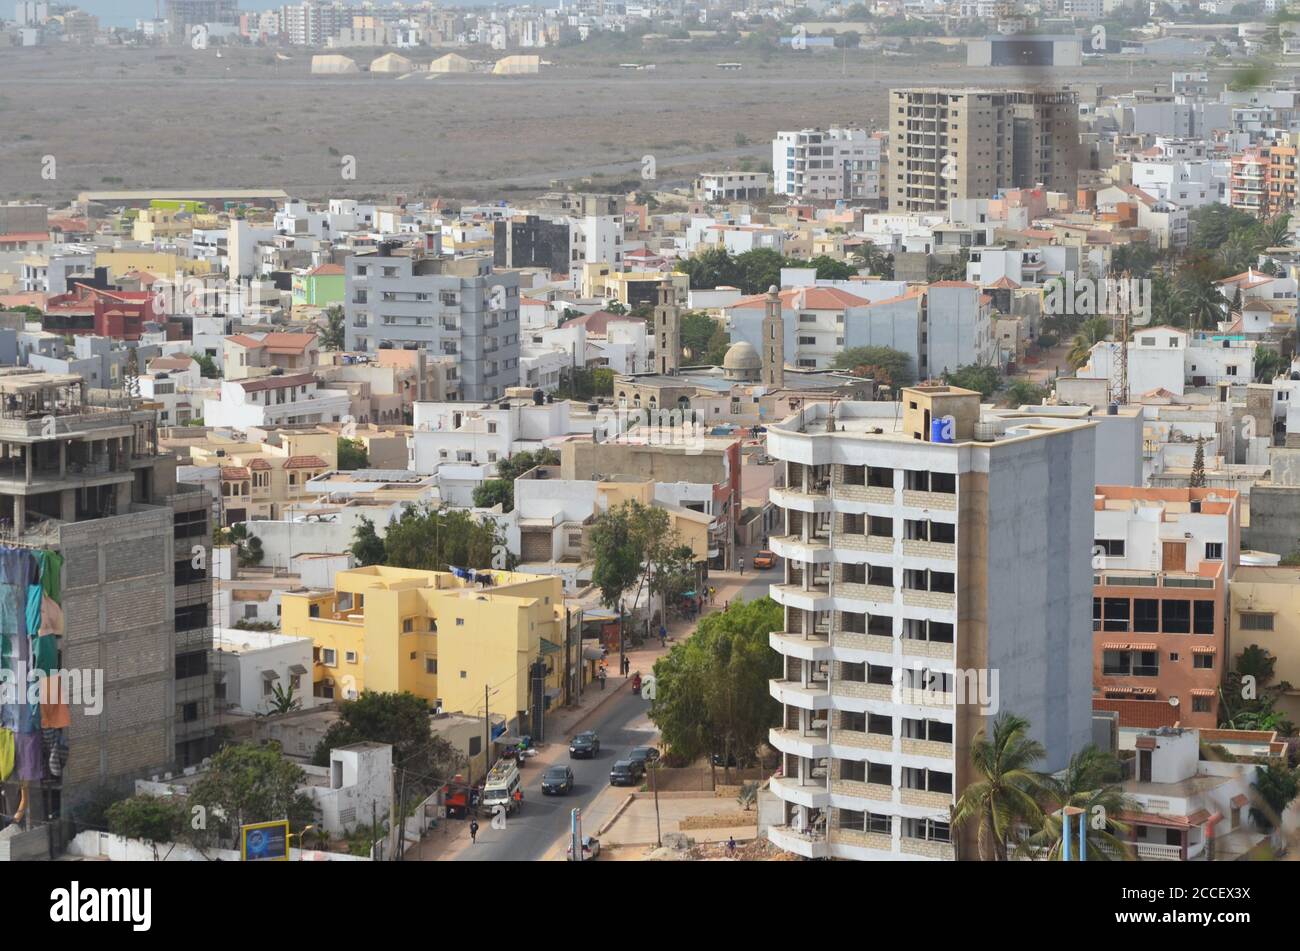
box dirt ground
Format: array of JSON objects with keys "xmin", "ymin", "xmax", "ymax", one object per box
[{"xmin": 1, "ymin": 44, "xmax": 1183, "ymax": 203}]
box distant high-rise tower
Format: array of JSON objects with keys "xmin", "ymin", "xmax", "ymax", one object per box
[
  {"xmin": 761, "ymin": 285, "xmax": 785, "ymax": 388},
  {"xmin": 653, "ymin": 279, "xmax": 680, "ymax": 376}
]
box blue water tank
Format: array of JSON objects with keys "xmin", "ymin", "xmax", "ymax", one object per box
[{"xmin": 931, "ymin": 417, "xmax": 954, "ymax": 443}]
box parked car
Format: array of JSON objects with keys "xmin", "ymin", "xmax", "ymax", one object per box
[
  {"xmin": 569, "ymin": 731, "xmax": 600, "ymax": 759},
  {"xmin": 566, "ymin": 835, "xmax": 601, "ymax": 861},
  {"xmin": 541, "ymin": 765, "xmax": 575, "ymax": 795},
  {"xmin": 627, "ymin": 746, "xmax": 660, "ymax": 770},
  {"xmin": 753, "ymin": 550, "xmax": 777, "ymax": 570},
  {"xmin": 609, "ymin": 759, "xmax": 645, "ymax": 786},
  {"xmin": 712, "ymin": 750, "xmax": 757, "ymax": 768}
]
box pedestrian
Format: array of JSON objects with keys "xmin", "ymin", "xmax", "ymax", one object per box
[
  {"xmin": 598, "ymin": 668, "xmax": 606, "ymax": 690},
  {"xmin": 727, "ymin": 835, "xmax": 736, "ymax": 856},
  {"xmin": 470, "ymin": 819, "xmax": 479, "ymax": 844},
  {"xmin": 659, "ymin": 623, "xmax": 667, "ymax": 648},
  {"xmin": 738, "ymin": 557, "xmax": 744, "ymax": 575},
  {"xmin": 623, "ymin": 655, "xmax": 631, "ymax": 676}
]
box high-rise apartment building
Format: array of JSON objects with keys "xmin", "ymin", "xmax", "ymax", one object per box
[
  {"xmin": 167, "ymin": 0, "xmax": 239, "ymax": 38},
  {"xmin": 772, "ymin": 128, "xmax": 883, "ymax": 205},
  {"xmin": 344, "ymin": 243, "xmax": 520, "ymax": 403},
  {"xmin": 888, "ymin": 88, "xmax": 1080, "ymax": 212},
  {"xmin": 279, "ymin": 0, "xmax": 346, "ymax": 47},
  {"xmin": 0, "ymin": 370, "xmax": 214, "ymax": 815},
  {"xmin": 765, "ymin": 386, "xmax": 1096, "ymax": 860}
]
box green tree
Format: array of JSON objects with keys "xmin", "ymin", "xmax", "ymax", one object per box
[
  {"xmin": 106, "ymin": 795, "xmax": 187, "ymax": 858},
  {"xmin": 952, "ymin": 713, "xmax": 1047, "ymax": 861},
  {"xmin": 851, "ymin": 242, "xmax": 894, "ymax": 279},
  {"xmin": 1220, "ymin": 645, "xmax": 1296, "ymax": 735},
  {"xmin": 1067, "ymin": 316, "xmax": 1111, "ymax": 370},
  {"xmin": 337, "ymin": 437, "xmax": 369, "ymax": 471},
  {"xmin": 1250, "ymin": 763, "xmax": 1299, "ymax": 832},
  {"xmin": 1014, "ymin": 746, "xmax": 1136, "ymax": 861},
  {"xmin": 350, "ymin": 516, "xmax": 386, "ymax": 566},
  {"xmin": 1190, "ymin": 436, "xmax": 1207, "ymax": 488},
  {"xmin": 314, "ymin": 691, "xmax": 465, "ymax": 803},
  {"xmin": 228, "ymin": 522, "xmax": 263, "ymax": 568},
  {"xmin": 807, "ymin": 255, "xmax": 855, "ymax": 281},
  {"xmin": 1004, "ymin": 380, "xmax": 1047, "ymax": 407},
  {"xmin": 318, "ymin": 305, "xmax": 346, "ymax": 351},
  {"xmin": 832, "ymin": 346, "xmax": 915, "ymax": 387},
  {"xmin": 1255, "ymin": 346, "xmax": 1285, "ymax": 383},
  {"xmin": 675, "ymin": 246, "xmax": 741, "ymax": 290},
  {"xmin": 494, "ymin": 448, "xmax": 559, "ymax": 483},
  {"xmin": 944, "ymin": 364, "xmax": 1001, "ymax": 399},
  {"xmin": 680, "ymin": 311, "xmax": 720, "ymax": 362},
  {"xmin": 587, "ymin": 500, "xmax": 647, "ymax": 614},
  {"xmin": 190, "ymin": 351, "xmax": 220, "ymax": 379},
  {"xmin": 735, "ymin": 248, "xmax": 791, "ymax": 295},
  {"xmin": 265, "ymin": 680, "xmax": 301, "ymax": 716},
  {"xmin": 187, "ymin": 742, "xmax": 317, "ymax": 848},
  {"xmin": 380, "ymin": 505, "xmax": 507, "ymax": 572},
  {"xmin": 472, "ymin": 478, "xmax": 513, "ymax": 512},
  {"xmin": 649, "ymin": 597, "xmax": 783, "ymax": 777}
]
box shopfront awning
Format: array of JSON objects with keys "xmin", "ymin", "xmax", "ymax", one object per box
[{"xmin": 582, "ymin": 644, "xmax": 605, "ymax": 661}]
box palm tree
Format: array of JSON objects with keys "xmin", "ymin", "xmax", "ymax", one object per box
[
  {"xmin": 952, "ymin": 713, "xmax": 1047, "ymax": 861},
  {"xmin": 852, "ymin": 242, "xmax": 893, "ymax": 279},
  {"xmin": 1179, "ymin": 276, "xmax": 1229, "ymax": 332},
  {"xmin": 1258, "ymin": 214, "xmax": 1292, "ymax": 251},
  {"xmin": 1067, "ymin": 316, "xmax": 1111, "ymax": 369},
  {"xmin": 1013, "ymin": 746, "xmax": 1137, "ymax": 861}
]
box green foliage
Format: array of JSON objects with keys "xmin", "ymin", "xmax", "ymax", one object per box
[
  {"xmin": 377, "ymin": 505, "xmax": 509, "ymax": 573},
  {"xmin": 314, "ymin": 691, "xmax": 465, "ymax": 803},
  {"xmin": 1251, "ymin": 763, "xmax": 1299, "ymax": 832},
  {"xmin": 73, "ymin": 786, "xmax": 128, "ymax": 832},
  {"xmin": 190, "ymin": 351, "xmax": 220, "ymax": 379},
  {"xmin": 944, "ymin": 364, "xmax": 1001, "ymax": 399},
  {"xmin": 680, "ymin": 311, "xmax": 720, "ymax": 363},
  {"xmin": 1004, "ymin": 380, "xmax": 1047, "ymax": 407},
  {"xmin": 1254, "ymin": 346, "xmax": 1285, "ymax": 383},
  {"xmin": 350, "ymin": 516, "xmax": 386, "ymax": 567},
  {"xmin": 1068, "ymin": 317, "xmax": 1111, "ymax": 370},
  {"xmin": 807, "ymin": 255, "xmax": 855, "ymax": 281},
  {"xmin": 556, "ymin": 366, "xmax": 615, "ymax": 400},
  {"xmin": 495, "ymin": 448, "xmax": 560, "ymax": 483},
  {"xmin": 228, "ymin": 523, "xmax": 263, "ymax": 568},
  {"xmin": 266, "ymin": 680, "xmax": 301, "ymax": 716},
  {"xmin": 649, "ymin": 597, "xmax": 783, "ymax": 770},
  {"xmin": 318, "ymin": 305, "xmax": 346, "ymax": 351},
  {"xmin": 1220, "ymin": 645, "xmax": 1296, "ymax": 736},
  {"xmin": 674, "ymin": 246, "xmax": 864, "ymax": 295},
  {"xmin": 106, "ymin": 795, "xmax": 186, "ymax": 846},
  {"xmin": 337, "ymin": 437, "xmax": 369, "ymax": 471},
  {"xmin": 187, "ymin": 742, "xmax": 317, "ymax": 847},
  {"xmin": 472, "ymin": 479, "xmax": 513, "ymax": 512},
  {"xmin": 1012, "ymin": 746, "xmax": 1137, "ymax": 861},
  {"xmin": 952, "ymin": 713, "xmax": 1047, "ymax": 861},
  {"xmin": 587, "ymin": 500, "xmax": 651, "ymax": 611},
  {"xmin": 831, "ymin": 346, "xmax": 914, "ymax": 388}
]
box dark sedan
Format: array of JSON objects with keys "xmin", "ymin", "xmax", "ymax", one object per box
[
  {"xmin": 541, "ymin": 765, "xmax": 575, "ymax": 795},
  {"xmin": 609, "ymin": 759, "xmax": 645, "ymax": 787},
  {"xmin": 569, "ymin": 731, "xmax": 600, "ymax": 759},
  {"xmin": 628, "ymin": 746, "xmax": 661, "ymax": 770}
]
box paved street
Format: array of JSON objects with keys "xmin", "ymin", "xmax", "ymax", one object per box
[{"xmin": 411, "ymin": 548, "xmax": 775, "ymax": 862}]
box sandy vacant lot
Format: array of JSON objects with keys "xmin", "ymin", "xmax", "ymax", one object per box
[{"xmin": 0, "ymin": 43, "xmax": 1183, "ymax": 203}]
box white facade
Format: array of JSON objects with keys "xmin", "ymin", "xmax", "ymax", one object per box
[
  {"xmin": 212, "ymin": 627, "xmax": 318, "ymax": 716},
  {"xmin": 202, "ymin": 374, "xmax": 352, "ymax": 429},
  {"xmin": 773, "ymin": 128, "xmax": 883, "ymax": 204}
]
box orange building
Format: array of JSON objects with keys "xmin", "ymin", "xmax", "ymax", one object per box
[{"xmin": 1091, "ymin": 487, "xmax": 1240, "ymax": 729}]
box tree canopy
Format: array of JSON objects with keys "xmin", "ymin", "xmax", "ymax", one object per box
[{"xmin": 351, "ymin": 505, "xmax": 509, "ymax": 572}]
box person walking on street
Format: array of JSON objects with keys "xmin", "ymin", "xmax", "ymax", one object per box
[
  {"xmin": 470, "ymin": 819, "xmax": 479, "ymax": 844},
  {"xmin": 727, "ymin": 835, "xmax": 737, "ymax": 856},
  {"xmin": 738, "ymin": 557, "xmax": 744, "ymax": 575},
  {"xmin": 598, "ymin": 668, "xmax": 607, "ymax": 690},
  {"xmin": 659, "ymin": 623, "xmax": 667, "ymax": 648}
]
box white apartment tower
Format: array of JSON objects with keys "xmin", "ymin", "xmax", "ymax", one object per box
[
  {"xmin": 772, "ymin": 127, "xmax": 883, "ymax": 205},
  {"xmin": 765, "ymin": 386, "xmax": 1096, "ymax": 860}
]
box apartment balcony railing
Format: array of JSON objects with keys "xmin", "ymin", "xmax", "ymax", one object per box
[
  {"xmin": 900, "ymin": 788, "xmax": 953, "ymax": 810},
  {"xmin": 902, "ymin": 489, "xmax": 958, "ymax": 511},
  {"xmin": 900, "ymin": 836, "xmax": 955, "ymax": 860},
  {"xmin": 769, "ymin": 727, "xmax": 830, "ymax": 759},
  {"xmin": 901, "ymin": 539, "xmax": 956, "ymax": 561},
  {"xmin": 768, "ymin": 825, "xmax": 829, "ymax": 859},
  {"xmin": 902, "ymin": 588, "xmax": 956, "ymax": 611},
  {"xmin": 900, "ymin": 637, "xmax": 954, "ymax": 661},
  {"xmin": 833, "ymin": 631, "xmax": 893, "ymax": 654},
  {"xmin": 770, "ymin": 774, "xmax": 830, "ymax": 808},
  {"xmin": 769, "ymin": 630, "xmax": 832, "ymax": 660},
  {"xmin": 832, "ymin": 681, "xmax": 893, "ymax": 702},
  {"xmin": 900, "ymin": 737, "xmax": 955, "ymax": 760},
  {"xmin": 769, "ymin": 678, "xmax": 832, "ymax": 710},
  {"xmin": 831, "ymin": 828, "xmax": 893, "ymax": 854},
  {"xmin": 836, "ymin": 582, "xmax": 895, "ymax": 605},
  {"xmin": 833, "ymin": 729, "xmax": 891, "ymax": 752},
  {"xmin": 830, "ymin": 778, "xmax": 893, "ymax": 802}
]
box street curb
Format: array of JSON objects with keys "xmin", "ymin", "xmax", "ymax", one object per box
[{"xmin": 596, "ymin": 794, "xmax": 636, "ymax": 836}]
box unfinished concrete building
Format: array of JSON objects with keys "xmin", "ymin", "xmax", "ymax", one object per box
[{"xmin": 0, "ymin": 370, "xmax": 213, "ymax": 818}]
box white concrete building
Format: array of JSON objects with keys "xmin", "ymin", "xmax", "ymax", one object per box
[
  {"xmin": 202, "ymin": 373, "xmax": 353, "ymax": 429},
  {"xmin": 213, "ymin": 626, "xmax": 318, "ymax": 716},
  {"xmin": 773, "ymin": 128, "xmax": 883, "ymax": 205},
  {"xmin": 764, "ymin": 387, "xmax": 1096, "ymax": 861}
]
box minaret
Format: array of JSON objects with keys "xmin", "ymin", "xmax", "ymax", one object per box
[
  {"xmin": 761, "ymin": 285, "xmax": 785, "ymax": 388},
  {"xmin": 653, "ymin": 278, "xmax": 680, "ymax": 375}
]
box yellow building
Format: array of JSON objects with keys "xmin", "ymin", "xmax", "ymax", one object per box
[
  {"xmin": 95, "ymin": 250, "xmax": 212, "ymax": 280},
  {"xmin": 280, "ymin": 567, "xmax": 574, "ymax": 730},
  {"xmin": 1228, "ymin": 566, "xmax": 1300, "ymax": 725},
  {"xmin": 580, "ymin": 266, "xmax": 688, "ymax": 306},
  {"xmin": 131, "ymin": 208, "xmax": 194, "ymax": 243},
  {"xmin": 595, "ymin": 480, "xmax": 711, "ymax": 562},
  {"xmin": 162, "ymin": 427, "xmax": 338, "ymax": 526}
]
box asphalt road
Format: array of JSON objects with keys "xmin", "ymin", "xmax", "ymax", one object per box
[
  {"xmin": 455, "ymin": 688, "xmax": 653, "ymax": 862},
  {"xmin": 454, "ymin": 567, "xmax": 772, "ymax": 862}
]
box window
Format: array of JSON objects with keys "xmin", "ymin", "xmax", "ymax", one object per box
[
  {"xmin": 1193, "ymin": 601, "xmax": 1215, "ymax": 635},
  {"xmin": 1193, "ymin": 695, "xmax": 1212, "ymax": 713},
  {"xmin": 1240, "ymin": 612, "xmax": 1275, "ymax": 631},
  {"xmin": 1094, "ymin": 538, "xmax": 1125, "ymax": 557},
  {"xmin": 322, "ymin": 648, "xmax": 337, "ymax": 666},
  {"xmin": 1103, "ymin": 598, "xmax": 1130, "ymax": 632},
  {"xmin": 1134, "ymin": 599, "xmax": 1159, "ymax": 633},
  {"xmin": 426, "ymin": 656, "xmax": 438, "ymax": 675},
  {"xmin": 1162, "ymin": 599, "xmax": 1191, "ymax": 634},
  {"xmin": 1194, "ymin": 653, "xmax": 1214, "ymax": 669},
  {"xmin": 403, "ymin": 618, "xmax": 414, "ymax": 633},
  {"xmin": 346, "ymin": 651, "xmax": 358, "ymax": 664},
  {"xmin": 1204, "ymin": 542, "xmax": 1223, "ymax": 560}
]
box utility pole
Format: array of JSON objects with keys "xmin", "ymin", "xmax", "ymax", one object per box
[
  {"xmin": 483, "ymin": 684, "xmax": 491, "ymax": 782},
  {"xmin": 650, "ymin": 760, "xmax": 662, "ymax": 847}
]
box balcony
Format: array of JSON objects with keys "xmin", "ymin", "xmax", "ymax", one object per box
[
  {"xmin": 902, "ymin": 489, "xmax": 957, "ymax": 512},
  {"xmin": 837, "ymin": 582, "xmax": 895, "ymax": 606},
  {"xmin": 770, "ymin": 774, "xmax": 830, "ymax": 808},
  {"xmin": 770, "ymin": 534, "xmax": 833, "ymax": 564},
  {"xmin": 771, "ymin": 583, "xmax": 832, "ymax": 611},
  {"xmin": 832, "ymin": 681, "xmax": 893, "ymax": 703},
  {"xmin": 768, "ymin": 825, "xmax": 829, "ymax": 859},
  {"xmin": 833, "ymin": 729, "xmax": 891, "ymax": 753},
  {"xmin": 830, "ymin": 779, "xmax": 893, "ymax": 802},
  {"xmin": 838, "ymin": 533, "xmax": 894, "ymax": 554},
  {"xmin": 833, "ymin": 631, "xmax": 893, "ymax": 655},
  {"xmin": 900, "ymin": 738, "xmax": 954, "ymax": 760},
  {"xmin": 769, "ymin": 630, "xmax": 832, "ymax": 661},
  {"xmin": 833, "ymin": 483, "xmax": 894, "ymax": 505},
  {"xmin": 769, "ymin": 678, "xmax": 831, "ymax": 710},
  {"xmin": 902, "ymin": 588, "xmax": 955, "ymax": 611},
  {"xmin": 900, "ymin": 788, "xmax": 952, "ymax": 810},
  {"xmin": 770, "ymin": 484, "xmax": 832, "ymax": 513},
  {"xmin": 900, "ymin": 836, "xmax": 955, "ymax": 860},
  {"xmin": 832, "ymin": 828, "xmax": 894, "ymax": 857},
  {"xmin": 897, "ymin": 687, "xmax": 954, "ymax": 708},
  {"xmin": 769, "ymin": 727, "xmax": 830, "ymax": 759},
  {"xmin": 900, "ymin": 638, "xmax": 954, "ymax": 661},
  {"xmin": 902, "ymin": 539, "xmax": 956, "ymax": 561}
]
